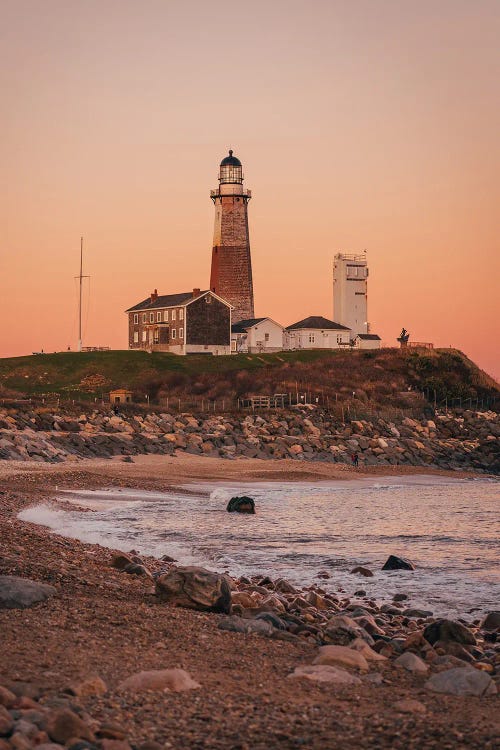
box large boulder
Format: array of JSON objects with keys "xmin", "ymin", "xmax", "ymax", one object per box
[
  {"xmin": 382, "ymin": 555, "xmax": 415, "ymax": 571},
  {"xmin": 423, "ymin": 619, "xmax": 476, "ymax": 646},
  {"xmin": 288, "ymin": 665, "xmax": 361, "ymax": 685},
  {"xmin": 425, "ymin": 667, "xmax": 496, "ymax": 697},
  {"xmin": 0, "ymin": 576, "xmax": 56, "ymax": 609},
  {"xmin": 226, "ymin": 496, "xmax": 255, "ymax": 514},
  {"xmin": 155, "ymin": 566, "xmax": 232, "ymax": 614},
  {"xmin": 313, "ymin": 645, "xmax": 369, "ymax": 671}
]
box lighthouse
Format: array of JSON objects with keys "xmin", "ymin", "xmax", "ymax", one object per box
[{"xmin": 210, "ymin": 150, "xmax": 255, "ymax": 323}]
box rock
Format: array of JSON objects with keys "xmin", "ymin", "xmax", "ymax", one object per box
[
  {"xmin": 68, "ymin": 677, "xmax": 107, "ymax": 698},
  {"xmin": 393, "ymin": 593, "xmax": 408, "ymax": 601},
  {"xmin": 423, "ymin": 619, "xmax": 476, "ymax": 646},
  {"xmin": 122, "ymin": 563, "xmax": 152, "ymax": 578},
  {"xmin": 393, "ymin": 699, "xmax": 426, "ymax": 715},
  {"xmin": 117, "ymin": 669, "xmax": 200, "ymax": 693},
  {"xmin": 349, "ymin": 638, "xmax": 387, "ymax": 662},
  {"xmin": 288, "ymin": 665, "xmax": 361, "ymax": 685},
  {"xmin": 323, "ymin": 615, "xmax": 374, "ymax": 646},
  {"xmin": 403, "ymin": 608, "xmax": 433, "ymax": 619},
  {"xmin": 96, "ymin": 724, "xmax": 127, "ymax": 740},
  {"xmin": 99, "ymin": 741, "xmax": 132, "ymax": 750},
  {"xmin": 110, "ymin": 554, "xmax": 134, "ymax": 571},
  {"xmin": 0, "ymin": 706, "xmax": 14, "ymax": 736},
  {"xmin": 0, "ymin": 576, "xmax": 57, "ymax": 609},
  {"xmin": 217, "ymin": 616, "xmax": 274, "ymax": 637},
  {"xmin": 226, "ymin": 496, "xmax": 255, "ymax": 514},
  {"xmin": 155, "ymin": 566, "xmax": 232, "ymax": 614},
  {"xmin": 313, "ymin": 645, "xmax": 369, "ymax": 671},
  {"xmin": 254, "ymin": 612, "xmax": 287, "ymax": 630},
  {"xmin": 350, "ymin": 566, "xmax": 374, "ymax": 577},
  {"xmin": 46, "ymin": 709, "xmax": 95, "ymax": 744},
  {"xmin": 395, "ymin": 652, "xmax": 429, "ymax": 673},
  {"xmin": 425, "ymin": 667, "xmax": 497, "ymax": 697},
  {"xmin": 381, "ymin": 556, "xmax": 415, "ymax": 571},
  {"xmin": 0, "ymin": 686, "xmax": 16, "ymax": 708},
  {"xmin": 35, "ymin": 745, "xmax": 66, "ymax": 750},
  {"xmin": 432, "ymin": 655, "xmax": 470, "ymax": 671},
  {"xmin": 481, "ymin": 611, "xmax": 500, "ymax": 631}
]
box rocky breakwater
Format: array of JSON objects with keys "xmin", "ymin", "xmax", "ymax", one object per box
[{"xmin": 0, "ymin": 406, "xmax": 498, "ymax": 472}]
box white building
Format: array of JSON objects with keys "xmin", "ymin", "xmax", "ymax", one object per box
[
  {"xmin": 333, "ymin": 252, "xmax": 369, "ymax": 336},
  {"xmin": 231, "ymin": 317, "xmax": 284, "ymax": 353},
  {"xmin": 284, "ymin": 316, "xmax": 351, "ymax": 350},
  {"xmin": 354, "ymin": 333, "xmax": 382, "ymax": 349}
]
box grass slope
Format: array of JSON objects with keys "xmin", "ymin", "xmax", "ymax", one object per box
[{"xmin": 0, "ymin": 348, "xmax": 497, "ymax": 410}]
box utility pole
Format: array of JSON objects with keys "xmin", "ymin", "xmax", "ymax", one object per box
[{"xmin": 76, "ymin": 237, "xmax": 90, "ymax": 352}]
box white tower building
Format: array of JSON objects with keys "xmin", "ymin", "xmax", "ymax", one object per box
[{"xmin": 333, "ymin": 252, "xmax": 369, "ymax": 338}]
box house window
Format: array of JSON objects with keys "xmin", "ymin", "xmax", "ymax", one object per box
[
  {"xmin": 164, "ymin": 310, "xmax": 169, "ymax": 321},
  {"xmin": 157, "ymin": 312, "xmax": 161, "ymax": 322},
  {"xmin": 172, "ymin": 309, "xmax": 176, "ymax": 321},
  {"xmin": 142, "ymin": 331, "xmax": 147, "ymax": 342},
  {"xmin": 179, "ymin": 308, "xmax": 184, "ymax": 320},
  {"xmin": 231, "ymin": 340, "xmax": 237, "ymax": 352},
  {"xmin": 264, "ymin": 333, "xmax": 270, "ymax": 342},
  {"xmin": 150, "ymin": 313, "xmax": 154, "ymax": 323},
  {"xmin": 154, "ymin": 328, "xmax": 159, "ymax": 344},
  {"xmin": 179, "ymin": 327, "xmax": 184, "ymax": 339},
  {"xmin": 133, "ymin": 331, "xmax": 139, "ymax": 343},
  {"xmin": 337, "ymin": 335, "xmax": 343, "ymax": 344},
  {"xmin": 142, "ymin": 313, "xmax": 147, "ymax": 323},
  {"xmin": 309, "ymin": 334, "xmax": 315, "ymax": 344},
  {"xmin": 133, "ymin": 314, "xmax": 138, "ymax": 324},
  {"xmin": 172, "ymin": 329, "xmax": 176, "ymax": 339}
]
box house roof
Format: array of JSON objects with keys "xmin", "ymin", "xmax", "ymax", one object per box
[
  {"xmin": 125, "ymin": 291, "xmax": 210, "ymax": 313},
  {"xmin": 231, "ymin": 318, "xmax": 266, "ymax": 333},
  {"xmin": 356, "ymin": 333, "xmax": 381, "ymax": 340},
  {"xmin": 286, "ymin": 316, "xmax": 351, "ymax": 331}
]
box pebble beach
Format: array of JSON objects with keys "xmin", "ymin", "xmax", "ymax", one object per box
[{"xmin": 0, "ymin": 454, "xmax": 498, "ymax": 749}]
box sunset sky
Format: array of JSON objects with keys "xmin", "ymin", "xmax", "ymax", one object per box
[{"xmin": 1, "ymin": 0, "xmax": 499, "ymax": 377}]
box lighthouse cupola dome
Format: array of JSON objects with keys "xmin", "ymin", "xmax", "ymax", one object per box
[{"xmin": 219, "ymin": 150, "xmax": 243, "ymax": 184}]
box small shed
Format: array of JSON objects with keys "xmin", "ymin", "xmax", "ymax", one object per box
[{"xmin": 110, "ymin": 388, "xmax": 132, "ymax": 404}]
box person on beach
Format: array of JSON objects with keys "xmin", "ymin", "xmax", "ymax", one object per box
[{"xmin": 351, "ymin": 453, "xmax": 359, "ymax": 467}]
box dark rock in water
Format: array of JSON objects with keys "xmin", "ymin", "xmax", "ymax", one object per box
[
  {"xmin": 393, "ymin": 593, "xmax": 408, "ymax": 602},
  {"xmin": 382, "ymin": 555, "xmax": 415, "ymax": 571},
  {"xmin": 226, "ymin": 496, "xmax": 255, "ymax": 514},
  {"xmin": 350, "ymin": 566, "xmax": 374, "ymax": 577},
  {"xmin": 160, "ymin": 554, "xmax": 177, "ymax": 563},
  {"xmin": 0, "ymin": 576, "xmax": 57, "ymax": 609},
  {"xmin": 155, "ymin": 566, "xmax": 232, "ymax": 614},
  {"xmin": 424, "ymin": 619, "xmax": 477, "ymax": 646},
  {"xmin": 480, "ymin": 611, "xmax": 500, "ymax": 631}
]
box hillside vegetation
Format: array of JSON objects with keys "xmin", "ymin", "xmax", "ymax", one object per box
[{"xmin": 0, "ymin": 348, "xmax": 497, "ymax": 412}]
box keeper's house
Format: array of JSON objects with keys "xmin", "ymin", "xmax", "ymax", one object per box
[
  {"xmin": 284, "ymin": 316, "xmax": 351, "ymax": 350},
  {"xmin": 126, "ymin": 288, "xmax": 231, "ymax": 355}
]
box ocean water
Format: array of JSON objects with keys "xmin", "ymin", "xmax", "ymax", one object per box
[{"xmin": 19, "ymin": 475, "xmax": 499, "ymax": 619}]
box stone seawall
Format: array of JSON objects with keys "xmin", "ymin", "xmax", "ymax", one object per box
[{"xmin": 0, "ymin": 407, "xmax": 498, "ymax": 473}]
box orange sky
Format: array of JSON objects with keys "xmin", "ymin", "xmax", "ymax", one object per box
[{"xmin": 1, "ymin": 0, "xmax": 499, "ymax": 378}]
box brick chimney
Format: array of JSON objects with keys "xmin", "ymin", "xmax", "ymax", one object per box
[
  {"xmin": 192, "ymin": 288, "xmax": 201, "ymax": 298},
  {"xmin": 150, "ymin": 289, "xmax": 158, "ymax": 303}
]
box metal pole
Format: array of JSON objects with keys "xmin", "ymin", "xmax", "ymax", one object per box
[{"xmin": 78, "ymin": 237, "xmax": 83, "ymax": 352}]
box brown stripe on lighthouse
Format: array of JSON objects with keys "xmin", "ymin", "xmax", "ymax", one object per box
[{"xmin": 210, "ymin": 150, "xmax": 255, "ymax": 323}]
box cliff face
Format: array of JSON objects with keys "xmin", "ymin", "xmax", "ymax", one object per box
[{"xmin": 0, "ymin": 406, "xmax": 498, "ymax": 473}]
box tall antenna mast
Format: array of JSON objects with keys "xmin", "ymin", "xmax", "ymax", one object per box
[{"xmin": 75, "ymin": 237, "xmax": 89, "ymax": 352}]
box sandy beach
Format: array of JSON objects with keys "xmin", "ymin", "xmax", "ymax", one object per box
[{"xmin": 0, "ymin": 454, "xmax": 498, "ymax": 749}]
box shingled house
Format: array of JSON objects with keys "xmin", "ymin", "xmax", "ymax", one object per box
[{"xmin": 126, "ymin": 289, "xmax": 231, "ymax": 355}]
